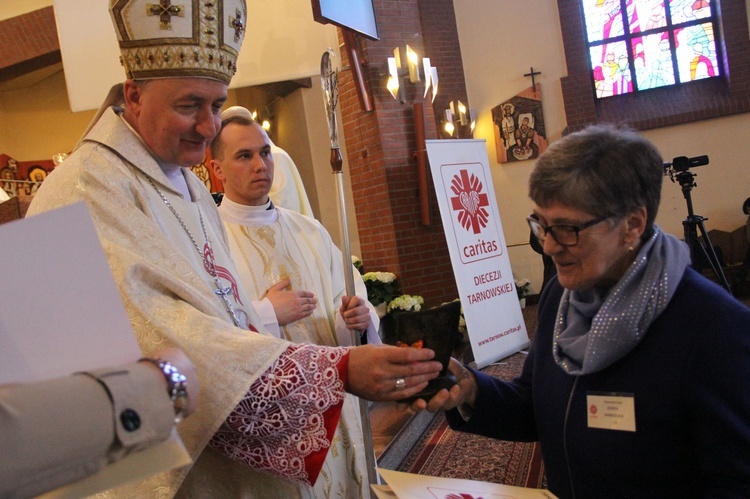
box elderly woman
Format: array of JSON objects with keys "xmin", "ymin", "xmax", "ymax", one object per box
[{"xmin": 416, "ymin": 125, "xmax": 750, "ymax": 497}]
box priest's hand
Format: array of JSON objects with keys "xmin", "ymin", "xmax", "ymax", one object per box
[
  {"xmin": 409, "ymin": 358, "xmax": 478, "ymax": 414},
  {"xmin": 265, "ymin": 278, "xmax": 317, "ymax": 326},
  {"xmin": 346, "ymin": 344, "xmax": 442, "ymax": 401},
  {"xmin": 340, "ymin": 295, "xmax": 370, "ymax": 331}
]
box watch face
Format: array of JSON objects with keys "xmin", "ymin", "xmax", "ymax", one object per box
[{"xmin": 144, "ymin": 358, "xmax": 189, "ymax": 423}]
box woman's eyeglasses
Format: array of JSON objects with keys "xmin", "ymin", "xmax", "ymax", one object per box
[{"xmin": 526, "ymin": 215, "xmax": 607, "ymax": 247}]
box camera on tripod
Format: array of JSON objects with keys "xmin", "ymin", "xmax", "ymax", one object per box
[
  {"xmin": 663, "ymin": 153, "xmax": 731, "ymax": 292},
  {"xmin": 663, "ymin": 155, "xmax": 709, "ymax": 174}
]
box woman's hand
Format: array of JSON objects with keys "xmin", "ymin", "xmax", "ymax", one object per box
[{"xmin": 410, "ymin": 358, "xmax": 478, "ymax": 414}]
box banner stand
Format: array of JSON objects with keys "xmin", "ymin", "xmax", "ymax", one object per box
[{"xmin": 426, "ymin": 139, "xmax": 529, "ymax": 368}]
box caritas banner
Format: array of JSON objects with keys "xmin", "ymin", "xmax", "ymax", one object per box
[{"xmin": 426, "ymin": 139, "xmax": 529, "ymax": 368}]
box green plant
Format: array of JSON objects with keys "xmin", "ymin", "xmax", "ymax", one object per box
[
  {"xmin": 362, "ymin": 271, "xmax": 399, "ymax": 306},
  {"xmin": 351, "ymin": 255, "xmax": 364, "ymax": 274}
]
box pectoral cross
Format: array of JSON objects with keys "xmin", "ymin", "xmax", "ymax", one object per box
[
  {"xmin": 147, "ymin": 0, "xmax": 184, "ymax": 30},
  {"xmin": 229, "ymin": 8, "xmax": 245, "ymax": 42},
  {"xmin": 212, "ymin": 280, "xmax": 243, "ymax": 329}
]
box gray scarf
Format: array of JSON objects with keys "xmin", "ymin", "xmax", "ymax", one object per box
[{"xmin": 553, "ymin": 226, "xmax": 691, "ymax": 375}]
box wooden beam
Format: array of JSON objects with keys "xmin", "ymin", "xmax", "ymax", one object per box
[{"xmin": 342, "ymin": 29, "xmax": 374, "ymax": 112}]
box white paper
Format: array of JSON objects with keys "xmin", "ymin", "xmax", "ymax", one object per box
[
  {"xmin": 377, "ymin": 468, "xmax": 558, "ymax": 499},
  {"xmin": 372, "ymin": 484, "xmax": 399, "ymax": 499},
  {"xmin": 0, "ymin": 202, "xmax": 141, "ymax": 383},
  {"xmin": 0, "ymin": 202, "xmax": 191, "ymax": 495}
]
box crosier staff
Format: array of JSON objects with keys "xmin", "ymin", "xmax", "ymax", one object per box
[{"xmin": 320, "ymin": 49, "xmax": 380, "ymax": 492}]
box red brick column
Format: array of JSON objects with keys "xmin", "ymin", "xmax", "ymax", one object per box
[{"xmin": 337, "ymin": 0, "xmax": 468, "ymax": 306}]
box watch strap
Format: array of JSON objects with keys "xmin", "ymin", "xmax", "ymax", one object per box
[{"xmin": 140, "ymin": 357, "xmax": 189, "ymax": 423}]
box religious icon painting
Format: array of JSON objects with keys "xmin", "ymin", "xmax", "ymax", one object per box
[
  {"xmin": 190, "ymin": 149, "xmax": 225, "ymax": 197},
  {"xmin": 189, "ymin": 162, "xmax": 213, "ymax": 191},
  {"xmin": 1, "ymin": 164, "xmax": 17, "ymax": 198},
  {"xmin": 0, "ymin": 154, "xmax": 55, "ymax": 198},
  {"xmin": 491, "ymin": 85, "xmax": 549, "ymax": 164}
]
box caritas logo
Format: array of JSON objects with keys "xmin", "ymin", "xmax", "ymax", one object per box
[{"xmin": 450, "ymin": 169, "xmax": 489, "ymax": 234}]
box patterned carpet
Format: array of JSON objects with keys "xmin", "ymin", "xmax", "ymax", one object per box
[{"xmin": 394, "ymin": 352, "xmax": 547, "ymax": 489}]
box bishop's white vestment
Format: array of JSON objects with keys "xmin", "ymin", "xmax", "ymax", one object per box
[{"xmin": 27, "ymin": 107, "xmax": 353, "ymax": 498}]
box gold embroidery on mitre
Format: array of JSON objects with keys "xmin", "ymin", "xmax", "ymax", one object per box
[
  {"xmin": 229, "ymin": 8, "xmax": 244, "ymax": 43},
  {"xmin": 109, "ymin": 0, "xmax": 246, "ymax": 84},
  {"xmin": 146, "ymin": 0, "xmax": 185, "ymax": 30}
]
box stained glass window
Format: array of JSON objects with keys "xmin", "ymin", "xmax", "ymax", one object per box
[{"xmin": 582, "ymin": 0, "xmax": 720, "ymax": 98}]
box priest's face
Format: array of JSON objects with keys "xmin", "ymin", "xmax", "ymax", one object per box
[
  {"xmin": 211, "ymin": 122, "xmax": 274, "ymax": 206},
  {"xmin": 123, "ymin": 78, "xmax": 227, "ymax": 167}
]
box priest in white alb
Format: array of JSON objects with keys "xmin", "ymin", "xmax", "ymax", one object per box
[{"xmin": 210, "ymin": 109, "xmax": 380, "ymax": 497}]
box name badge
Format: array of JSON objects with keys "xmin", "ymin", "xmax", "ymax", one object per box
[{"xmin": 586, "ymin": 393, "xmax": 636, "ymax": 432}]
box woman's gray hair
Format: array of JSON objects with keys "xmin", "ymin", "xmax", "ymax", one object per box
[{"xmin": 529, "ymin": 124, "xmax": 663, "ymax": 237}]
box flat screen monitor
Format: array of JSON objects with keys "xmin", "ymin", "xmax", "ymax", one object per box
[{"xmin": 311, "ymin": 0, "xmax": 379, "ymax": 41}]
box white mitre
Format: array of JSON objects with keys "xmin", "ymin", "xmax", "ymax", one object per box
[{"xmin": 109, "ymin": 0, "xmax": 247, "ymax": 84}]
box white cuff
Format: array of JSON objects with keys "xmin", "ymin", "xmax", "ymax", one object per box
[{"xmin": 253, "ymin": 298, "xmax": 281, "ymax": 338}]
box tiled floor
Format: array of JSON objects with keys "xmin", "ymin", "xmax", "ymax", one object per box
[{"xmin": 370, "ymin": 401, "xmax": 413, "ymax": 458}]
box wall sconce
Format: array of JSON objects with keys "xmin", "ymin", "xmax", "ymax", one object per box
[
  {"xmin": 52, "ymin": 153, "xmax": 68, "ymax": 166},
  {"xmin": 443, "ymin": 100, "xmax": 476, "ymax": 138},
  {"xmin": 386, "ymin": 45, "xmax": 438, "ymax": 103},
  {"xmin": 422, "ymin": 58, "xmax": 438, "ymax": 102},
  {"xmin": 249, "ymin": 108, "xmax": 273, "ymax": 134},
  {"xmin": 443, "ymin": 118, "xmax": 455, "ymax": 137},
  {"xmin": 386, "ymin": 57, "xmax": 401, "ymax": 100}
]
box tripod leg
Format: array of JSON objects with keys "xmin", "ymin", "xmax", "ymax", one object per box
[
  {"xmin": 695, "ymin": 220, "xmax": 732, "ymax": 293},
  {"xmin": 683, "ymin": 218, "xmax": 702, "ymax": 271}
]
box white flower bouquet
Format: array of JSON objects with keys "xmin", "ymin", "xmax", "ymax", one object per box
[
  {"xmin": 362, "ymin": 271, "xmax": 399, "ymax": 306},
  {"xmin": 387, "ymin": 294, "xmax": 424, "ymax": 314},
  {"xmin": 515, "ymin": 278, "xmax": 531, "ymax": 299}
]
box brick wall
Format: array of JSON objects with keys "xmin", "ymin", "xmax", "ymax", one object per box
[
  {"xmin": 337, "ymin": 0, "xmax": 469, "ymax": 306},
  {"xmin": 0, "ymin": 7, "xmax": 60, "ymax": 80}
]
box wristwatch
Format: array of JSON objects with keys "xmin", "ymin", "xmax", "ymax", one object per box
[{"xmin": 141, "ymin": 357, "xmax": 189, "ymax": 423}]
